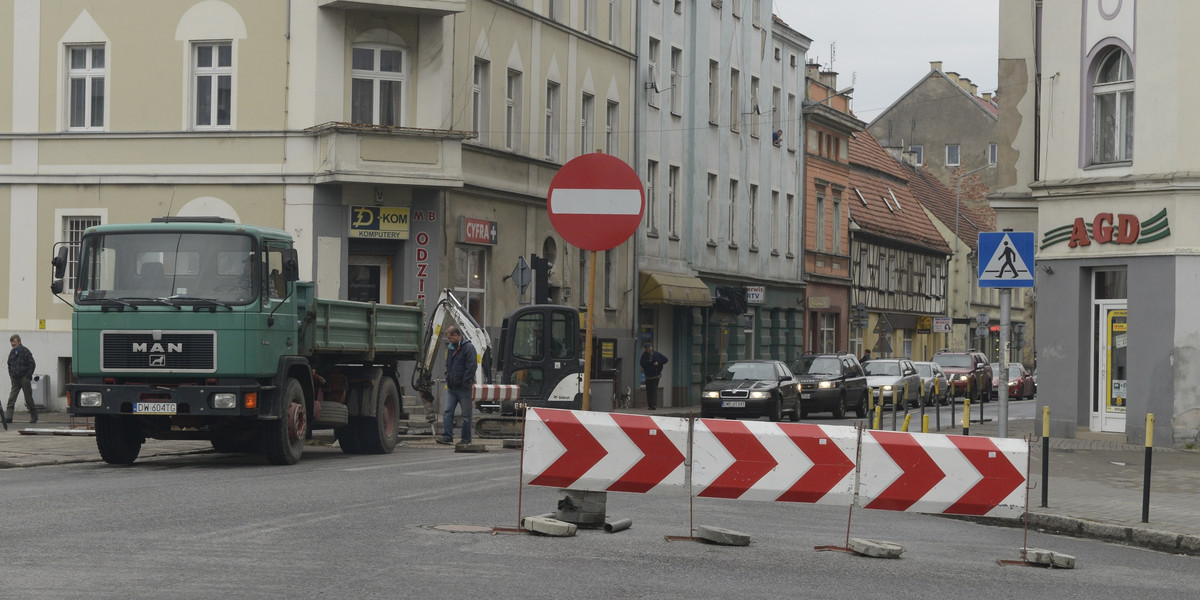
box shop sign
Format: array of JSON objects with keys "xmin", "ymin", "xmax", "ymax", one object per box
[
  {"xmin": 460, "ymin": 217, "xmax": 498, "ymax": 246},
  {"xmin": 350, "ymin": 206, "xmax": 410, "ymax": 239},
  {"xmin": 806, "ymin": 295, "xmax": 828, "ymax": 309},
  {"xmin": 932, "ymin": 317, "xmax": 952, "ymax": 333},
  {"xmin": 1040, "ymin": 209, "xmax": 1170, "ymax": 250},
  {"xmin": 916, "ymin": 316, "xmax": 932, "ymax": 334},
  {"xmin": 746, "ymin": 286, "xmax": 766, "ymax": 304}
]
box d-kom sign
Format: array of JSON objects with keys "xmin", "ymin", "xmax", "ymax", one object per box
[{"xmin": 1041, "ymin": 208, "xmax": 1170, "ymax": 250}]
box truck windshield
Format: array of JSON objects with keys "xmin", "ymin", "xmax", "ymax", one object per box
[{"xmin": 75, "ymin": 232, "xmax": 259, "ymax": 305}]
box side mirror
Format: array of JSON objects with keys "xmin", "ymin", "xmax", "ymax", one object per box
[
  {"xmin": 52, "ymin": 246, "xmax": 69, "ymax": 279},
  {"xmin": 281, "ymin": 248, "xmax": 300, "ymax": 282},
  {"xmin": 51, "ymin": 280, "xmax": 64, "ymax": 294}
]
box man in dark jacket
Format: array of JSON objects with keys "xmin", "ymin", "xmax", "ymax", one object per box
[
  {"xmin": 438, "ymin": 326, "xmax": 477, "ymax": 445},
  {"xmin": 640, "ymin": 343, "xmax": 668, "ymax": 410},
  {"xmin": 6, "ymin": 334, "xmax": 37, "ymax": 428}
]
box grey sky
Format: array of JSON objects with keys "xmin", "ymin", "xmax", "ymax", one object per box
[{"xmin": 773, "ymin": 0, "xmax": 999, "ymax": 123}]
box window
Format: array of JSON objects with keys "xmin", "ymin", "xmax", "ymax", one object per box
[
  {"xmin": 707, "ymin": 173, "xmax": 718, "ymax": 242},
  {"xmin": 580, "ymin": 93, "xmax": 594, "ymax": 155},
  {"xmin": 988, "ymin": 142, "xmax": 998, "ymax": 165},
  {"xmin": 472, "ymin": 59, "xmax": 489, "ymax": 141},
  {"xmin": 606, "ymin": 100, "xmax": 619, "ymax": 153},
  {"xmin": 604, "ymin": 249, "xmax": 617, "ymax": 308},
  {"xmin": 786, "ymin": 193, "xmax": 795, "ymax": 256},
  {"xmin": 193, "ymin": 42, "xmax": 232, "ymax": 129},
  {"xmin": 748, "ymin": 184, "xmax": 759, "ymax": 249},
  {"xmin": 729, "ymin": 68, "xmax": 740, "ymax": 132},
  {"xmin": 787, "ymin": 93, "xmax": 797, "ymax": 151},
  {"xmin": 547, "ymin": 0, "xmax": 560, "ymax": 21},
  {"xmin": 608, "ymin": 0, "xmax": 619, "ymax": 43},
  {"xmin": 545, "ymin": 81, "xmax": 561, "ymax": 160},
  {"xmin": 749, "ymin": 76, "xmax": 760, "ymax": 137},
  {"xmin": 771, "ymin": 87, "xmax": 781, "ymax": 142},
  {"xmin": 670, "ymin": 47, "xmax": 683, "ymax": 115},
  {"xmin": 833, "ymin": 193, "xmax": 843, "ymax": 254},
  {"xmin": 647, "ymin": 38, "xmax": 660, "ymax": 107},
  {"xmin": 583, "ymin": 0, "xmax": 595, "ymax": 34},
  {"xmin": 646, "ymin": 160, "xmax": 658, "ymax": 234},
  {"xmin": 506, "ymin": 70, "xmax": 522, "ymax": 151},
  {"xmin": 67, "ymin": 45, "xmax": 105, "ymax": 130},
  {"xmin": 708, "ymin": 60, "xmax": 720, "ymax": 124},
  {"xmin": 910, "ymin": 145, "xmax": 923, "ymax": 165},
  {"xmin": 771, "ymin": 190, "xmax": 780, "ymax": 254},
  {"xmin": 352, "ymin": 45, "xmax": 406, "ymax": 127},
  {"xmin": 62, "ymin": 215, "xmax": 102, "ymax": 289},
  {"xmin": 814, "ymin": 190, "xmax": 825, "ymax": 252},
  {"xmin": 453, "ymin": 247, "xmax": 487, "ymax": 325},
  {"xmin": 1092, "ymin": 47, "xmax": 1134, "ymax": 163},
  {"xmin": 668, "ymin": 165, "xmax": 680, "ymax": 237},
  {"xmin": 728, "ymin": 179, "xmax": 738, "ymax": 246},
  {"xmin": 674, "ymin": 0, "xmax": 683, "ymax": 14},
  {"xmin": 945, "ymin": 144, "xmax": 960, "ymax": 167},
  {"xmin": 820, "ymin": 313, "xmax": 836, "ymax": 354}
]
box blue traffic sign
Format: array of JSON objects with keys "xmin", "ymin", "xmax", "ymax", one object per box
[{"xmin": 978, "ymin": 232, "xmax": 1035, "ymax": 288}]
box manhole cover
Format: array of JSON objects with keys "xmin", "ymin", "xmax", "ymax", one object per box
[{"xmin": 426, "ymin": 524, "xmax": 494, "ymax": 534}]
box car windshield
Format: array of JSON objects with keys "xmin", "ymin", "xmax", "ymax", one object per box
[
  {"xmin": 915, "ymin": 364, "xmax": 933, "ymax": 377},
  {"xmin": 75, "ymin": 232, "xmax": 260, "ymax": 306},
  {"xmin": 934, "ymin": 354, "xmax": 972, "ymax": 368},
  {"xmin": 715, "ymin": 362, "xmax": 777, "ymax": 381},
  {"xmin": 864, "ymin": 362, "xmax": 900, "ymax": 376},
  {"xmin": 793, "ymin": 356, "xmax": 842, "ymax": 376}
]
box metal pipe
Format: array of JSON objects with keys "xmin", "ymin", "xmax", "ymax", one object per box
[{"xmin": 604, "ymin": 518, "xmax": 633, "ymax": 533}]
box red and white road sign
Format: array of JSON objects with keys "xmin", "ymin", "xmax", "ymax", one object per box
[
  {"xmin": 472, "ymin": 384, "xmax": 520, "ymax": 402},
  {"xmin": 547, "ymin": 153, "xmax": 645, "ymax": 251}
]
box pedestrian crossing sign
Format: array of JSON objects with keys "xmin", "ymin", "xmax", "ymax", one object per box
[{"xmin": 978, "ymin": 231, "xmax": 1035, "ymax": 288}]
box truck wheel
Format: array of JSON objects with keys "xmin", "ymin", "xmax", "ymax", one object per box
[
  {"xmin": 264, "ymin": 378, "xmax": 306, "ymax": 465},
  {"xmin": 334, "ymin": 424, "xmax": 362, "ymax": 454},
  {"xmin": 356, "ymin": 378, "xmax": 400, "ymax": 454},
  {"xmin": 96, "ymin": 415, "xmax": 142, "ymax": 465}
]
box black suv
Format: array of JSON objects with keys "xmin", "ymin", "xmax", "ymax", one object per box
[
  {"xmin": 932, "ymin": 351, "xmax": 993, "ymax": 402},
  {"xmin": 791, "ymin": 353, "xmax": 869, "ymax": 418}
]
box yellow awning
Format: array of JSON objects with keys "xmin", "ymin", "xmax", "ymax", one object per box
[{"xmin": 639, "ymin": 271, "xmax": 712, "ymax": 306}]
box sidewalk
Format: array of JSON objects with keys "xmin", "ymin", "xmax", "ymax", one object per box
[{"xmin": 4, "ymin": 409, "xmax": 1198, "ymax": 556}]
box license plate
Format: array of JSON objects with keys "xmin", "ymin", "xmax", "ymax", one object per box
[
  {"xmin": 134, "ymin": 402, "xmax": 176, "ymax": 415},
  {"xmin": 721, "ymin": 400, "xmax": 746, "ymax": 408},
  {"xmin": 801, "ymin": 393, "xmax": 812, "ymax": 399}
]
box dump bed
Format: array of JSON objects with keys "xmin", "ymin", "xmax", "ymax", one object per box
[{"xmin": 298, "ymin": 283, "xmax": 424, "ymax": 362}]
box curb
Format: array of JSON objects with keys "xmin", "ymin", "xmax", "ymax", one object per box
[{"xmin": 950, "ymin": 512, "xmax": 1200, "ymax": 557}]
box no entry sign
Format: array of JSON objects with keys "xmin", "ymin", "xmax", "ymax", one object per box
[{"xmin": 547, "ymin": 153, "xmax": 645, "ymax": 251}]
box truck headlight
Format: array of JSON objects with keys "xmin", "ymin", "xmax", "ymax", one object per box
[
  {"xmin": 819, "ymin": 381, "xmax": 833, "ymax": 389},
  {"xmin": 703, "ymin": 391, "xmax": 720, "ymax": 399},
  {"xmin": 212, "ymin": 393, "xmax": 238, "ymax": 409},
  {"xmin": 78, "ymin": 391, "xmax": 102, "ymax": 407}
]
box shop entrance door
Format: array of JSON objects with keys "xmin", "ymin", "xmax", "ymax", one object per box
[
  {"xmin": 1094, "ymin": 301, "xmax": 1127, "ymax": 433},
  {"xmin": 347, "ymin": 255, "xmax": 391, "ymax": 303}
]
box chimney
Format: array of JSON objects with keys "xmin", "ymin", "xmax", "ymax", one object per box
[
  {"xmin": 970, "ymin": 83, "xmax": 978, "ymax": 96},
  {"xmin": 806, "ymin": 62, "xmax": 821, "ymax": 82},
  {"xmin": 959, "ymin": 77, "xmax": 972, "ymax": 93},
  {"xmin": 982, "ymin": 92, "xmax": 993, "ymax": 103},
  {"xmin": 945, "ymin": 71, "xmax": 960, "ymax": 85},
  {"xmin": 930, "ymin": 60, "xmax": 943, "ymax": 72},
  {"xmin": 820, "ymin": 70, "xmax": 839, "ymax": 91}
]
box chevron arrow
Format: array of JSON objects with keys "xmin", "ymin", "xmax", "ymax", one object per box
[
  {"xmin": 528, "ymin": 409, "xmax": 608, "ymax": 488},
  {"xmin": 944, "ymin": 435, "xmax": 1025, "ymax": 515},
  {"xmin": 865, "ymin": 431, "xmax": 946, "ymax": 511},
  {"xmin": 697, "ymin": 419, "xmax": 779, "ymax": 499},
  {"xmin": 605, "ymin": 413, "xmax": 686, "ymax": 493},
  {"xmin": 775, "ymin": 423, "xmax": 855, "ymax": 503}
]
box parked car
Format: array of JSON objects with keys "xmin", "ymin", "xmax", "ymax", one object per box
[
  {"xmin": 913, "ymin": 361, "xmax": 951, "ymax": 406},
  {"xmin": 701, "ymin": 360, "xmax": 800, "ymax": 421},
  {"xmin": 791, "ymin": 353, "xmax": 869, "ymax": 419},
  {"xmin": 991, "ymin": 362, "xmax": 1036, "ymax": 400},
  {"xmin": 932, "ymin": 351, "xmax": 993, "ymax": 402},
  {"xmin": 862, "ymin": 358, "xmax": 922, "ymax": 408}
]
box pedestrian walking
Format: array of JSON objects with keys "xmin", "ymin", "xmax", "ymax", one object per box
[
  {"xmin": 6, "ymin": 334, "xmax": 37, "ymax": 428},
  {"xmin": 640, "ymin": 343, "xmax": 668, "ymax": 410},
  {"xmin": 438, "ymin": 326, "xmax": 476, "ymax": 445},
  {"xmin": 860, "ymin": 349, "xmax": 872, "ymax": 363}
]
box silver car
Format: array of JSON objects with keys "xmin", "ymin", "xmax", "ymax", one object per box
[
  {"xmin": 862, "ymin": 358, "xmax": 922, "ymax": 408},
  {"xmin": 913, "ymin": 361, "xmax": 951, "ymax": 407}
]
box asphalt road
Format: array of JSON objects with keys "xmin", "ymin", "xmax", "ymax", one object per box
[{"xmin": 2, "ymin": 435, "xmax": 1196, "ymax": 599}]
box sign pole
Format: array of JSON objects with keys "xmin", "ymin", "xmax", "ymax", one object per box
[
  {"xmin": 581, "ymin": 251, "xmax": 598, "ymax": 411},
  {"xmin": 999, "ymin": 288, "xmax": 1011, "ymax": 437}
]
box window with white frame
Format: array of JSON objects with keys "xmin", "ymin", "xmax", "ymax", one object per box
[
  {"xmin": 771, "ymin": 190, "xmax": 780, "ymax": 254},
  {"xmin": 1092, "ymin": 47, "xmax": 1134, "ymax": 164},
  {"xmin": 472, "ymin": 59, "xmax": 489, "ymax": 140},
  {"xmin": 945, "ymin": 144, "xmax": 960, "ymax": 167},
  {"xmin": 786, "ymin": 194, "xmax": 795, "ymax": 256},
  {"xmin": 62, "ymin": 214, "xmax": 102, "ymax": 290},
  {"xmin": 988, "ymin": 142, "xmax": 998, "ymax": 165},
  {"xmin": 584, "ymin": 0, "xmax": 595, "ymax": 34},
  {"xmin": 647, "ymin": 38, "xmax": 659, "ymax": 107},
  {"xmin": 749, "ymin": 76, "xmax": 760, "ymax": 137},
  {"xmin": 819, "ymin": 313, "xmax": 836, "ymax": 353},
  {"xmin": 67, "ymin": 45, "xmax": 105, "ymax": 130},
  {"xmin": 707, "ymin": 173, "xmax": 718, "ymax": 242},
  {"xmin": 646, "ymin": 160, "xmax": 658, "ymax": 234},
  {"xmin": 580, "ymin": 93, "xmax": 594, "ymax": 155},
  {"xmin": 605, "ymin": 100, "xmax": 618, "ymax": 153},
  {"xmin": 728, "ymin": 179, "xmax": 738, "ymax": 246},
  {"xmin": 771, "ymin": 87, "xmax": 781, "ymax": 142},
  {"xmin": 608, "ymin": 0, "xmax": 619, "ymax": 43},
  {"xmin": 787, "ymin": 93, "xmax": 797, "ymax": 151},
  {"xmin": 748, "ymin": 184, "xmax": 759, "ymax": 249},
  {"xmin": 708, "ymin": 60, "xmax": 720, "ymax": 125},
  {"xmin": 670, "ymin": 47, "xmax": 683, "ymax": 115},
  {"xmin": 454, "ymin": 246, "xmax": 487, "ymax": 325},
  {"xmin": 668, "ymin": 165, "xmax": 680, "ymax": 237},
  {"xmin": 545, "ymin": 81, "xmax": 561, "ymax": 161},
  {"xmin": 729, "ymin": 68, "xmax": 740, "ymax": 132},
  {"xmin": 352, "ymin": 45, "xmax": 406, "ymax": 126},
  {"xmin": 193, "ymin": 41, "xmax": 232, "ymax": 129},
  {"xmin": 506, "ymin": 70, "xmax": 522, "ymax": 151}
]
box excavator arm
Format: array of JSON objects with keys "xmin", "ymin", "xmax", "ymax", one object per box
[{"xmin": 412, "ymin": 289, "xmax": 494, "ymax": 408}]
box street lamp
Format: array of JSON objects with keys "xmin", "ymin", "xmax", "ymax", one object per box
[{"xmin": 952, "ymin": 163, "xmax": 995, "ymax": 351}]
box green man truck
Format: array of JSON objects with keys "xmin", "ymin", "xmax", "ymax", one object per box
[{"xmin": 52, "ymin": 217, "xmax": 583, "ymax": 465}]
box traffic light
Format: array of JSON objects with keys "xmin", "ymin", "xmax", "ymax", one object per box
[{"xmin": 530, "ymin": 254, "xmax": 552, "ymax": 304}]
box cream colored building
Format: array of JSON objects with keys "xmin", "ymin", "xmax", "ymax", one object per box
[{"xmin": 0, "ymin": 0, "xmax": 637, "ymax": 410}]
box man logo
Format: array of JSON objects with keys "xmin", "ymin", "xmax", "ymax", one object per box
[{"xmin": 149, "ymin": 355, "xmax": 167, "ymax": 367}]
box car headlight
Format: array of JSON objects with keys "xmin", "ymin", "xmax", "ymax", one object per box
[
  {"xmin": 749, "ymin": 391, "xmax": 768, "ymax": 399},
  {"xmin": 78, "ymin": 391, "xmax": 102, "ymax": 407},
  {"xmin": 958, "ymin": 375, "xmax": 969, "ymax": 382},
  {"xmin": 881, "ymin": 385, "xmax": 893, "ymax": 391},
  {"xmin": 212, "ymin": 393, "xmax": 238, "ymax": 409},
  {"xmin": 819, "ymin": 381, "xmax": 833, "ymax": 389},
  {"xmin": 703, "ymin": 391, "xmax": 720, "ymax": 398}
]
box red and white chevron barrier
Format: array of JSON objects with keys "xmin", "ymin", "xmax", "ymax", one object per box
[
  {"xmin": 522, "ymin": 408, "xmax": 1028, "ymax": 519},
  {"xmin": 472, "ymin": 384, "xmax": 521, "ymax": 402}
]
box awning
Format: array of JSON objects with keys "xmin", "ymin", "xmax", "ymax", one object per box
[{"xmin": 639, "ymin": 271, "xmax": 713, "ymax": 306}]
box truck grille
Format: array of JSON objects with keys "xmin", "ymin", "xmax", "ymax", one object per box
[{"xmin": 101, "ymin": 331, "xmax": 217, "ymax": 373}]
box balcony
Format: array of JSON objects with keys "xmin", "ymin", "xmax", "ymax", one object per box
[
  {"xmin": 306, "ymin": 122, "xmax": 471, "ymax": 188},
  {"xmin": 317, "ymin": 0, "xmax": 465, "ymax": 16}
]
